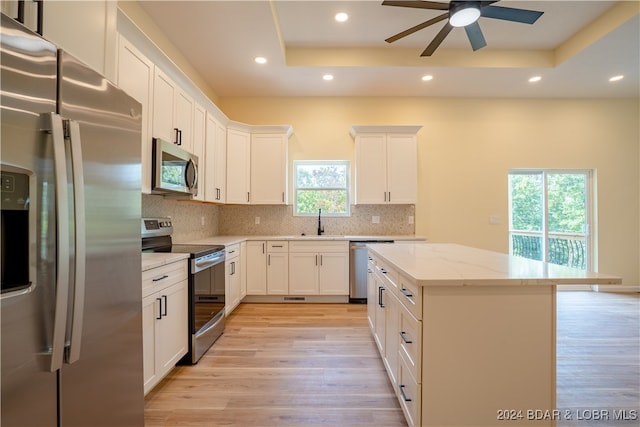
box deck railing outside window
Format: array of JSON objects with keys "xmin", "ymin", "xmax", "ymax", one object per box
[{"xmin": 511, "ymin": 231, "xmax": 586, "ymax": 270}]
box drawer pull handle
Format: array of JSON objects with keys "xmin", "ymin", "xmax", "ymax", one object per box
[
  {"xmin": 399, "ymin": 384, "xmax": 412, "ymax": 402},
  {"xmin": 162, "ymin": 295, "xmax": 168, "ymax": 316},
  {"xmin": 400, "ymin": 331, "xmax": 412, "ymax": 344},
  {"xmin": 271, "ymin": 245, "xmax": 283, "ymax": 248},
  {"xmin": 156, "ymin": 298, "xmax": 162, "ymax": 320},
  {"xmin": 400, "ymin": 288, "xmax": 413, "ymax": 298},
  {"xmin": 380, "ymin": 268, "xmax": 388, "ymax": 274},
  {"xmin": 378, "ymin": 286, "xmax": 385, "ymax": 308},
  {"xmin": 152, "ymin": 275, "xmax": 169, "ymax": 282}
]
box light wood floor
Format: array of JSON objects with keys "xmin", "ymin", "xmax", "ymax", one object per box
[{"xmin": 145, "ymin": 292, "xmax": 639, "ymax": 427}]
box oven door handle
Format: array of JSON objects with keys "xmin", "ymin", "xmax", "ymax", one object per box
[{"xmin": 193, "ymin": 255, "xmax": 225, "ymax": 273}]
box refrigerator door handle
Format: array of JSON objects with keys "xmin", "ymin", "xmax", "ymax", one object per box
[
  {"xmin": 65, "ymin": 119, "xmax": 86, "ymax": 364},
  {"xmin": 45, "ymin": 113, "xmax": 71, "ymax": 372}
]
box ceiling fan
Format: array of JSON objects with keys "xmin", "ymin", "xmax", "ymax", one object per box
[{"xmin": 382, "ymin": 1, "xmax": 544, "ymax": 56}]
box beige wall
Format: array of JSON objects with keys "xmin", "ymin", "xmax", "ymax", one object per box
[{"xmin": 219, "ymin": 97, "xmax": 639, "ymax": 285}]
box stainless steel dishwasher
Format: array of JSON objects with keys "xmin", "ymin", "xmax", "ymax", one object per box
[{"xmin": 349, "ymin": 240, "xmax": 393, "ymax": 303}]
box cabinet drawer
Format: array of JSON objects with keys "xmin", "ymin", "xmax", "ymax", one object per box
[
  {"xmin": 289, "ymin": 240, "xmax": 348, "ymax": 253},
  {"xmin": 226, "ymin": 243, "xmax": 240, "ymax": 259},
  {"xmin": 370, "ymin": 255, "xmax": 399, "ymax": 287},
  {"xmin": 397, "ymin": 273, "xmax": 422, "ymax": 320},
  {"xmin": 398, "ymin": 351, "xmax": 421, "ymax": 427},
  {"xmin": 142, "ymin": 260, "xmax": 187, "ymax": 297},
  {"xmin": 398, "ymin": 303, "xmax": 422, "ymax": 381},
  {"xmin": 267, "ymin": 241, "xmax": 288, "ymax": 252}
]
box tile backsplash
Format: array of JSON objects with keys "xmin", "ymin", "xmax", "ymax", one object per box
[{"xmin": 143, "ymin": 194, "xmax": 415, "ymax": 241}]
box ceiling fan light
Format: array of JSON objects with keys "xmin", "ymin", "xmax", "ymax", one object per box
[{"xmin": 450, "ymin": 3, "xmax": 481, "ymax": 27}]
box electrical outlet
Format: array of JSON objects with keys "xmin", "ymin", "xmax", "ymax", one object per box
[
  {"xmin": 489, "ymin": 215, "xmax": 501, "ymax": 225},
  {"xmin": 255, "ymin": 216, "xmax": 260, "ymax": 224},
  {"xmin": 372, "ymin": 216, "xmax": 380, "ymax": 224},
  {"xmin": 408, "ymin": 215, "xmax": 414, "ymax": 224},
  {"xmin": 201, "ymin": 216, "xmax": 205, "ymax": 226}
]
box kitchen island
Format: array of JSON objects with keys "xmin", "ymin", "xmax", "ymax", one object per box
[{"xmin": 366, "ymin": 243, "xmax": 622, "ymax": 427}]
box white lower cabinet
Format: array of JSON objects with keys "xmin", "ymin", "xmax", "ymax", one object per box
[
  {"xmin": 246, "ymin": 241, "xmax": 267, "ymax": 295},
  {"xmin": 288, "ymin": 241, "xmax": 349, "ymax": 296},
  {"xmin": 368, "ymin": 252, "xmax": 422, "ymax": 427},
  {"xmin": 225, "ymin": 243, "xmax": 242, "ymax": 315},
  {"xmin": 142, "ymin": 259, "xmax": 188, "ymax": 395},
  {"xmin": 266, "ymin": 241, "xmax": 289, "ymax": 294}
]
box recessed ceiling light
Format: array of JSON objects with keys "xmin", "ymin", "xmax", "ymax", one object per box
[
  {"xmin": 322, "ymin": 74, "xmax": 334, "ymax": 81},
  {"xmin": 254, "ymin": 56, "xmax": 267, "ymax": 64},
  {"xmin": 609, "ymin": 75, "xmax": 624, "ymax": 82},
  {"xmin": 335, "ymin": 12, "xmax": 349, "ymax": 22},
  {"xmin": 528, "ymin": 76, "xmax": 542, "ymax": 83},
  {"xmin": 421, "ymin": 75, "xmax": 434, "ymax": 81}
]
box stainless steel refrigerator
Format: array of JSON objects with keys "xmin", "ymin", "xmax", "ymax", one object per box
[{"xmin": 1, "ymin": 13, "xmax": 144, "ymax": 426}]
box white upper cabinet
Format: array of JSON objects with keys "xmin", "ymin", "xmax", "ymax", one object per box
[
  {"xmin": 192, "ymin": 103, "xmax": 206, "ymax": 201},
  {"xmin": 116, "ymin": 35, "xmax": 154, "ymax": 194},
  {"xmin": 152, "ymin": 68, "xmax": 194, "ymax": 152},
  {"xmin": 226, "ymin": 126, "xmax": 292, "ymax": 205},
  {"xmin": 205, "ymin": 114, "xmax": 227, "ymax": 203},
  {"xmin": 226, "ymin": 128, "xmax": 251, "ymax": 204},
  {"xmin": 352, "ymin": 125, "xmax": 421, "ymax": 205},
  {"xmin": 250, "ymin": 133, "xmax": 288, "ymax": 205}
]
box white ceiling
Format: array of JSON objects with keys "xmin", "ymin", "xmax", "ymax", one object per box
[{"xmin": 136, "ymin": 1, "xmax": 639, "ymax": 98}]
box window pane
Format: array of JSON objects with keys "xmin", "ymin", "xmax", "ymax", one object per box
[
  {"xmin": 547, "ymin": 174, "xmax": 586, "ymax": 234},
  {"xmin": 296, "ymin": 190, "xmax": 347, "ymax": 214},
  {"xmin": 296, "ymin": 164, "xmax": 347, "ymax": 188},
  {"xmin": 509, "ymin": 173, "xmax": 542, "ymax": 231}
]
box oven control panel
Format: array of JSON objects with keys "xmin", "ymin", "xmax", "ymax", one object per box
[{"xmin": 141, "ymin": 217, "xmax": 173, "ymax": 238}]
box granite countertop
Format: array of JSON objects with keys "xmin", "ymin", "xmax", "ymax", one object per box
[
  {"xmin": 367, "ymin": 243, "xmax": 622, "ymax": 287},
  {"xmin": 142, "ymin": 252, "xmax": 190, "ymax": 271},
  {"xmin": 181, "ymin": 235, "xmax": 426, "ymax": 246}
]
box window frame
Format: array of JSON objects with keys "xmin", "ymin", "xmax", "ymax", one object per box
[
  {"xmin": 293, "ymin": 160, "xmax": 351, "ymax": 217},
  {"xmin": 508, "ymin": 168, "xmax": 594, "ymax": 271}
]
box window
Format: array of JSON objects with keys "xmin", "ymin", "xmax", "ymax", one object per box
[
  {"xmin": 508, "ymin": 170, "xmax": 593, "ymax": 270},
  {"xmin": 294, "ymin": 161, "xmax": 350, "ymax": 216}
]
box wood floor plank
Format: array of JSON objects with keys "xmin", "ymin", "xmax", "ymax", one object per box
[{"xmin": 146, "ymin": 293, "xmax": 640, "ymax": 427}]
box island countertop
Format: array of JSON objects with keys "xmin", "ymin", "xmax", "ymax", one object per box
[{"xmin": 366, "ymin": 242, "xmax": 622, "ymax": 286}]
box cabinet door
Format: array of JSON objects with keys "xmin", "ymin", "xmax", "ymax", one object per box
[
  {"xmin": 250, "ymin": 134, "xmax": 287, "ymax": 205},
  {"xmin": 157, "ymin": 280, "xmax": 188, "ymax": 375},
  {"xmin": 355, "ymin": 134, "xmax": 387, "ymax": 204},
  {"xmin": 205, "ymin": 117, "xmax": 227, "ymax": 203},
  {"xmin": 386, "ymin": 134, "xmax": 417, "ymax": 204},
  {"xmin": 152, "ymin": 68, "xmax": 176, "ymax": 143},
  {"xmin": 318, "ymin": 252, "xmax": 349, "ymax": 295},
  {"xmin": 192, "ymin": 103, "xmax": 206, "ymax": 201},
  {"xmin": 367, "ymin": 262, "xmax": 376, "ymax": 331},
  {"xmin": 116, "ymin": 35, "xmax": 153, "ymax": 194},
  {"xmin": 142, "ymin": 293, "xmax": 159, "ymax": 395},
  {"xmin": 374, "ymin": 278, "xmax": 386, "ymax": 354},
  {"xmin": 288, "ymin": 253, "xmax": 319, "ymax": 294},
  {"xmin": 226, "ymin": 258, "xmax": 241, "ymax": 315},
  {"xmin": 384, "ymin": 289, "xmax": 400, "ymax": 387},
  {"xmin": 240, "ymin": 242, "xmax": 247, "ymax": 299},
  {"xmin": 226, "ymin": 129, "xmax": 251, "ymax": 204},
  {"xmin": 174, "ymin": 88, "xmax": 194, "ymax": 152},
  {"xmin": 245, "ymin": 241, "xmax": 267, "ymax": 295},
  {"xmin": 267, "ymin": 252, "xmax": 289, "ymax": 295}
]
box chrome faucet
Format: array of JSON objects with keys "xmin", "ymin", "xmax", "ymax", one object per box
[{"xmin": 317, "ymin": 209, "xmax": 324, "ymax": 236}]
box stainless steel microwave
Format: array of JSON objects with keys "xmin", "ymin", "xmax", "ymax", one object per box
[{"xmin": 152, "ymin": 138, "xmax": 198, "ymax": 197}]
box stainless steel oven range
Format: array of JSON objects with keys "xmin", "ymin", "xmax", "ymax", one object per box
[{"xmin": 141, "ymin": 217, "xmax": 225, "ymax": 364}]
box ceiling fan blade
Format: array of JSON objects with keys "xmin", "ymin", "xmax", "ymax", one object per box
[
  {"xmin": 481, "ymin": 5, "xmax": 543, "ymax": 24},
  {"xmin": 421, "ymin": 22, "xmax": 453, "ymax": 56},
  {"xmin": 382, "ymin": 1, "xmax": 448, "ymax": 11},
  {"xmin": 464, "ymin": 21, "xmax": 487, "ymax": 51},
  {"xmin": 385, "ymin": 13, "xmax": 448, "ymax": 43}
]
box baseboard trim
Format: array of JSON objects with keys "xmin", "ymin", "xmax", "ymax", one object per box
[{"xmin": 242, "ymin": 295, "xmax": 349, "ymax": 303}]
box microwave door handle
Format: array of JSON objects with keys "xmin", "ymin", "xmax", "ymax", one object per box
[
  {"xmin": 66, "ymin": 120, "xmax": 86, "ymax": 364},
  {"xmin": 45, "ymin": 113, "xmax": 71, "ymax": 372},
  {"xmin": 185, "ymin": 159, "xmax": 197, "ymax": 191}
]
